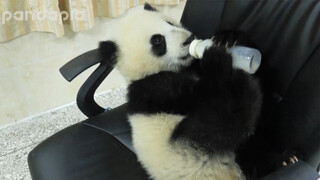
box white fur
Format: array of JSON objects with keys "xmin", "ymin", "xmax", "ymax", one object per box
[
  {"xmin": 109, "ymin": 5, "xmax": 245, "ymax": 180},
  {"xmin": 110, "ymin": 5, "xmax": 193, "ymax": 82},
  {"xmin": 129, "ymin": 113, "xmax": 245, "ymax": 180}
]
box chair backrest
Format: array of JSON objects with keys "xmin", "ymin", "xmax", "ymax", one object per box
[{"xmin": 181, "ymin": 0, "xmax": 320, "ymax": 168}]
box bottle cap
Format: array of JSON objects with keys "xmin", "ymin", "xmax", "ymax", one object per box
[
  {"xmin": 189, "ymin": 39, "xmax": 213, "ymax": 59},
  {"xmin": 189, "ymin": 39, "xmax": 202, "ymax": 59}
]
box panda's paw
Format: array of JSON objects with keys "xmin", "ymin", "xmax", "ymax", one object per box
[
  {"xmin": 264, "ymin": 149, "xmax": 300, "ymax": 170},
  {"xmin": 211, "ymin": 30, "xmax": 253, "ymax": 48},
  {"xmin": 200, "ymin": 46, "xmax": 233, "ymax": 77},
  {"xmin": 281, "ymin": 155, "xmax": 299, "ymax": 167},
  {"xmin": 274, "ymin": 150, "xmax": 299, "ymax": 168}
]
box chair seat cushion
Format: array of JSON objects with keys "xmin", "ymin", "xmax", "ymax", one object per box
[{"xmin": 28, "ymin": 104, "xmax": 149, "ymax": 180}]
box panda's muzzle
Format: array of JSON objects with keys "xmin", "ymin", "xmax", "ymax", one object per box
[{"xmin": 183, "ymin": 35, "xmax": 195, "ymax": 46}]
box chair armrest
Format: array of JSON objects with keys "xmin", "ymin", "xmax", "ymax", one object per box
[
  {"xmin": 59, "ymin": 49, "xmax": 115, "ymax": 117},
  {"xmin": 59, "ymin": 49, "xmax": 101, "ymax": 82}
]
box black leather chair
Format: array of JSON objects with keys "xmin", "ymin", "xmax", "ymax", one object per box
[{"xmin": 28, "ymin": 0, "xmax": 320, "ymax": 179}]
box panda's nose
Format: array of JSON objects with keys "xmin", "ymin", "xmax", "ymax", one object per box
[{"xmin": 183, "ymin": 35, "xmax": 195, "ymax": 46}]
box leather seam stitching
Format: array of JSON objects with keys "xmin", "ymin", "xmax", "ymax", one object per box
[{"xmin": 82, "ymin": 122, "xmax": 130, "ymax": 136}]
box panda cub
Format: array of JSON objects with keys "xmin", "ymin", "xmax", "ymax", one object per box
[{"xmin": 99, "ymin": 4, "xmax": 262, "ymax": 180}]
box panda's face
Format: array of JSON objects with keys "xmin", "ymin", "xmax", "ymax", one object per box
[{"xmin": 111, "ymin": 4, "xmax": 194, "ymax": 82}]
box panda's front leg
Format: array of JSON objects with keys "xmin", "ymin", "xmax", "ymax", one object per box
[{"xmin": 199, "ymin": 46, "xmax": 234, "ymax": 84}]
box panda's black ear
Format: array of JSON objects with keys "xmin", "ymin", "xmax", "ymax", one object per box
[
  {"xmin": 99, "ymin": 41, "xmax": 118, "ymax": 65},
  {"xmin": 144, "ymin": 3, "xmax": 158, "ymax": 12}
]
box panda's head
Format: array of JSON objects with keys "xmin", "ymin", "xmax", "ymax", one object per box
[{"xmin": 100, "ymin": 4, "xmax": 195, "ymax": 82}]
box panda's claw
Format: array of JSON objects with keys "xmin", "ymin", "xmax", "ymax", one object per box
[
  {"xmin": 289, "ymin": 157, "xmax": 295, "ymax": 164},
  {"xmin": 233, "ymin": 41, "xmax": 238, "ymax": 47},
  {"xmin": 225, "ymin": 42, "xmax": 229, "ymax": 48},
  {"xmin": 212, "ymin": 40, "xmax": 216, "ymax": 46},
  {"xmin": 282, "ymin": 161, "xmax": 287, "ymax": 166},
  {"xmin": 211, "ymin": 31, "xmax": 253, "ymax": 48},
  {"xmin": 281, "ymin": 155, "xmax": 299, "ymax": 167}
]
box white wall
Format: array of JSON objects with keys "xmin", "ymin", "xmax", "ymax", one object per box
[{"xmin": 0, "ymin": 1, "xmax": 186, "ymax": 127}]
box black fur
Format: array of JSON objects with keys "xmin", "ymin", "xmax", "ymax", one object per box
[
  {"xmin": 172, "ymin": 47, "xmax": 262, "ymax": 153},
  {"xmin": 99, "ymin": 41, "xmax": 118, "ymax": 66},
  {"xmin": 128, "ymin": 71, "xmax": 196, "ymax": 115},
  {"xmin": 127, "ymin": 42, "xmax": 262, "ymax": 153},
  {"xmin": 144, "ymin": 3, "xmax": 157, "ymax": 12},
  {"xmin": 150, "ymin": 34, "xmax": 167, "ymax": 57},
  {"xmin": 128, "ymin": 61, "xmax": 202, "ymax": 115}
]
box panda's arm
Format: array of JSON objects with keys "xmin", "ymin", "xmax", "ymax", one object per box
[
  {"xmin": 198, "ymin": 46, "xmax": 233, "ymax": 84},
  {"xmin": 172, "ymin": 46, "xmax": 262, "ymax": 152},
  {"xmin": 127, "ymin": 47, "xmax": 234, "ymax": 116},
  {"xmin": 127, "ymin": 71, "xmax": 197, "ymax": 115}
]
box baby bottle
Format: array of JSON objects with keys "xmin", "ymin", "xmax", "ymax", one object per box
[{"xmin": 189, "ymin": 39, "xmax": 261, "ymax": 74}]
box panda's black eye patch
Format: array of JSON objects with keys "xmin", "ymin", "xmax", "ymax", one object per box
[
  {"xmin": 150, "ymin": 34, "xmax": 167, "ymax": 57},
  {"xmin": 151, "ymin": 34, "xmax": 164, "ymax": 46}
]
